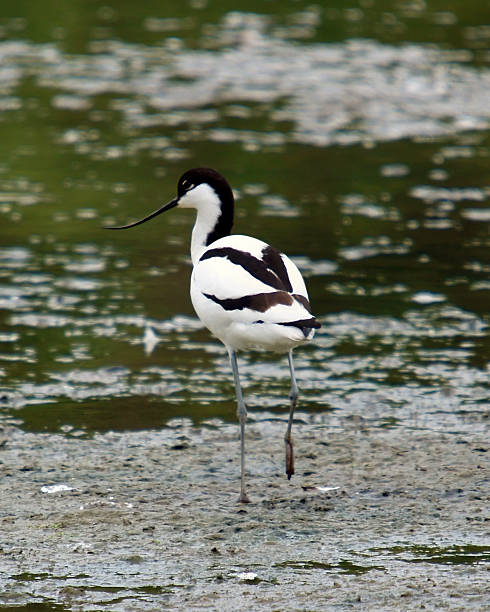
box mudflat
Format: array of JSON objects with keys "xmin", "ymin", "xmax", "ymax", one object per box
[{"xmin": 0, "ymin": 413, "xmax": 488, "ymax": 610}]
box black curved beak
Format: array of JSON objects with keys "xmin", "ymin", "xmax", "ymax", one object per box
[{"xmin": 104, "ymin": 198, "xmax": 179, "ymax": 230}]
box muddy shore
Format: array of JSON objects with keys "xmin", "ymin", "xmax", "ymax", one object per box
[{"xmin": 0, "ymin": 413, "xmax": 488, "ymax": 610}]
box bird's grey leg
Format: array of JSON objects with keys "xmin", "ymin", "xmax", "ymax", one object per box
[
  {"xmin": 285, "ymin": 350, "xmax": 298, "ymax": 479},
  {"xmin": 228, "ymin": 348, "xmax": 251, "ymax": 503}
]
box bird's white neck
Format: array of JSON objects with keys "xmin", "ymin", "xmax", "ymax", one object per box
[
  {"xmin": 190, "ymin": 208, "xmax": 218, "ymax": 265},
  {"xmin": 178, "ymin": 183, "xmax": 233, "ymax": 266}
]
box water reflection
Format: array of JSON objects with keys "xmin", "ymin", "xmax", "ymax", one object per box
[{"xmin": 1, "ymin": 20, "xmax": 490, "ymax": 152}]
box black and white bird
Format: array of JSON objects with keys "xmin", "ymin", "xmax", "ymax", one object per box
[{"xmin": 106, "ymin": 168, "xmax": 321, "ymax": 503}]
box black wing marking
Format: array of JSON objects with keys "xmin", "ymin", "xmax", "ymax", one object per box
[
  {"xmin": 199, "ymin": 245, "xmax": 293, "ymax": 292},
  {"xmin": 203, "ymin": 291, "xmax": 293, "ymax": 313}
]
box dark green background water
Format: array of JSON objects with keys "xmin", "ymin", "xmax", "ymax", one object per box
[{"xmin": 0, "ymin": 0, "xmax": 488, "ymax": 436}]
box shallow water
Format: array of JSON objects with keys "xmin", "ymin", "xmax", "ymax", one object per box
[{"xmin": 0, "ymin": 1, "xmax": 489, "ymax": 609}]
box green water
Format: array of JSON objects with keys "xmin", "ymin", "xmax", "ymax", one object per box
[{"xmin": 0, "ymin": 0, "xmax": 488, "ymax": 438}]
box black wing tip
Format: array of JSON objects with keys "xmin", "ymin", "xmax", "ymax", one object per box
[{"xmin": 279, "ymin": 318, "xmax": 321, "ymax": 331}]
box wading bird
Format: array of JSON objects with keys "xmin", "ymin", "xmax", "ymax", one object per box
[{"xmin": 106, "ymin": 168, "xmax": 320, "ymax": 502}]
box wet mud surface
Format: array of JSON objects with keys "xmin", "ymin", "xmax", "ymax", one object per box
[{"xmin": 1, "ymin": 414, "xmax": 488, "ymax": 610}]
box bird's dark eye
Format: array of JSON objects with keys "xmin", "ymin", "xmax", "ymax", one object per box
[{"xmin": 181, "ymin": 179, "xmax": 195, "ymax": 191}]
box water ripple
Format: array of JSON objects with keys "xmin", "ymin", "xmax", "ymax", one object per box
[{"xmin": 1, "ymin": 33, "xmax": 489, "ymax": 150}]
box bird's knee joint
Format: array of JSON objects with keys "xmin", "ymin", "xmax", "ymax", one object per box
[{"xmin": 236, "ymin": 404, "xmax": 248, "ymax": 423}]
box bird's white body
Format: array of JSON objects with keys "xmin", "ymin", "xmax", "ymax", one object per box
[
  {"xmin": 191, "ymin": 234, "xmax": 314, "ymax": 352},
  {"xmin": 179, "ymin": 181, "xmax": 318, "ymax": 353}
]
